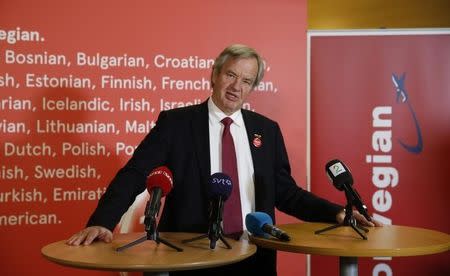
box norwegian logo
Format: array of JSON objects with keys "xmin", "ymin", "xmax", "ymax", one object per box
[{"xmin": 391, "ymin": 73, "xmax": 423, "ymax": 154}]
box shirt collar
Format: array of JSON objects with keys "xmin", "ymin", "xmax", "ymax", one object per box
[{"xmin": 208, "ymin": 97, "xmax": 244, "ymax": 128}]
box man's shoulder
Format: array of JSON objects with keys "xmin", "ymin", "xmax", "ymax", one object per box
[{"xmin": 242, "ymin": 108, "xmax": 278, "ymax": 127}]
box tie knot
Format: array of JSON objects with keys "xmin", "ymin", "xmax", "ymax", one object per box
[{"xmin": 221, "ymin": 117, "xmax": 233, "ymax": 128}]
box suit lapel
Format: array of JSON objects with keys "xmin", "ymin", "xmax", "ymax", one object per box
[
  {"xmin": 191, "ymin": 101, "xmax": 211, "ymax": 188},
  {"xmin": 242, "ymin": 110, "xmax": 264, "ymax": 177},
  {"xmin": 242, "ymin": 110, "xmax": 268, "ymax": 211}
]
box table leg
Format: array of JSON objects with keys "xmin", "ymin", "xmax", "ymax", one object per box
[{"xmin": 340, "ymin": 257, "xmax": 358, "ymax": 276}]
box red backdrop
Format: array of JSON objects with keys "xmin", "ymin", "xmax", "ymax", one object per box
[{"xmin": 0, "ymin": 1, "xmax": 307, "ymax": 275}]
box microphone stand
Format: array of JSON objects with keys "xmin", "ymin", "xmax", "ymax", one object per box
[
  {"xmin": 181, "ymin": 222, "xmax": 232, "ymax": 249},
  {"xmin": 116, "ymin": 201, "xmax": 183, "ymax": 252},
  {"xmin": 181, "ymin": 197, "xmax": 232, "ymax": 249},
  {"xmin": 315, "ymin": 190, "xmax": 369, "ymax": 240}
]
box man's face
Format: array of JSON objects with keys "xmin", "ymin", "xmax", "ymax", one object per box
[{"xmin": 211, "ymin": 57, "xmax": 258, "ymax": 115}]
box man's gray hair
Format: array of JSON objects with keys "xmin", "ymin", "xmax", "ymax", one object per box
[{"xmin": 211, "ymin": 44, "xmax": 265, "ymax": 89}]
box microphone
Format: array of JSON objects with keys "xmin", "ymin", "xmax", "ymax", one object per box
[
  {"xmin": 115, "ymin": 165, "xmax": 183, "ymax": 252},
  {"xmin": 144, "ymin": 166, "xmax": 173, "ymax": 236},
  {"xmin": 325, "ymin": 159, "xmax": 371, "ymax": 221},
  {"xmin": 245, "ymin": 212, "xmax": 291, "ymax": 241},
  {"xmin": 207, "ymin": 172, "xmax": 232, "ymax": 249}
]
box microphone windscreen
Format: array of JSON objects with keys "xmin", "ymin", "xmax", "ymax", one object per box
[
  {"xmin": 245, "ymin": 212, "xmax": 273, "ymax": 237},
  {"xmin": 325, "ymin": 159, "xmax": 353, "ymax": 190},
  {"xmin": 146, "ymin": 166, "xmax": 173, "ymax": 196},
  {"xmin": 208, "ymin": 173, "xmax": 233, "ymax": 200}
]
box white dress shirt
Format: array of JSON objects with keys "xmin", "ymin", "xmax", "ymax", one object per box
[{"xmin": 208, "ymin": 98, "xmax": 255, "ymax": 233}]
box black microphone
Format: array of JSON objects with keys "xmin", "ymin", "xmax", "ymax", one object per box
[
  {"xmin": 325, "ymin": 159, "xmax": 371, "ymax": 221},
  {"xmin": 207, "ymin": 173, "xmax": 233, "ymax": 249},
  {"xmin": 144, "ymin": 166, "xmax": 173, "ymax": 237},
  {"xmin": 245, "ymin": 212, "xmax": 291, "ymax": 241}
]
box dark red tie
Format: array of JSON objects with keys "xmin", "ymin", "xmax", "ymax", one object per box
[{"xmin": 221, "ymin": 117, "xmax": 243, "ymax": 237}]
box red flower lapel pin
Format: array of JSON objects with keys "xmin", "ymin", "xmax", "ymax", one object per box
[{"xmin": 252, "ymin": 134, "xmax": 262, "ymax": 148}]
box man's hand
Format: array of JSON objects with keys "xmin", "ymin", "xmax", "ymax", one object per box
[
  {"xmin": 66, "ymin": 226, "xmax": 113, "ymax": 246},
  {"xmin": 336, "ymin": 209, "xmax": 383, "ymax": 227}
]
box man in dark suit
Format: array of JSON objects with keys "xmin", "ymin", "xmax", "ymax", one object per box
[{"xmin": 67, "ymin": 44, "xmax": 379, "ymax": 275}]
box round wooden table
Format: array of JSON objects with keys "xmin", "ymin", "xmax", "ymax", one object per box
[
  {"xmin": 42, "ymin": 232, "xmax": 256, "ymax": 273},
  {"xmin": 249, "ymin": 223, "xmax": 450, "ymax": 276}
]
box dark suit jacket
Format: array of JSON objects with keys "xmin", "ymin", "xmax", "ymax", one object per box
[{"xmin": 88, "ymin": 100, "xmax": 342, "ymax": 275}]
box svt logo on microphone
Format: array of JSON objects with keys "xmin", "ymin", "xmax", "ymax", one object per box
[{"xmin": 212, "ymin": 177, "xmax": 232, "ymax": 186}]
